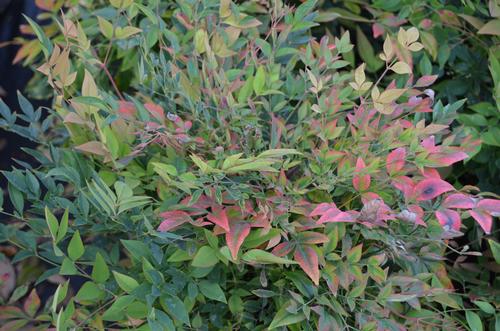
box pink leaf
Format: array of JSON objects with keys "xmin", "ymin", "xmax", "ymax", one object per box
[
  {"xmin": 226, "ymin": 222, "xmax": 251, "ymax": 260},
  {"xmin": 23, "ymin": 289, "xmax": 40, "ymax": 317},
  {"xmin": 318, "ymin": 211, "xmax": 356, "ymax": 224},
  {"xmin": 206, "ymin": 206, "xmax": 230, "ymax": 232},
  {"xmin": 414, "ymin": 75, "xmax": 438, "ymax": 88},
  {"xmin": 435, "ymin": 209, "xmax": 461, "ymax": 231},
  {"xmin": 392, "ymin": 176, "xmax": 415, "ymax": 199},
  {"xmin": 427, "ymin": 152, "xmax": 468, "ymax": 167},
  {"xmin": 372, "ymin": 23, "xmax": 385, "ymax": 38},
  {"xmin": 421, "ymin": 168, "xmax": 441, "ymax": 179},
  {"xmin": 421, "ymin": 136, "xmax": 438, "ymax": 152},
  {"xmin": 144, "ymin": 102, "xmax": 165, "ymax": 121},
  {"xmin": 414, "ymin": 178, "xmax": 454, "ymax": 201},
  {"xmin": 442, "ymin": 194, "xmax": 475, "ymax": 209},
  {"xmin": 310, "ymin": 203, "xmax": 339, "ymax": 217},
  {"xmin": 386, "ymin": 148, "xmax": 406, "ymax": 175},
  {"xmin": 477, "ymin": 199, "xmax": 500, "ymax": 215},
  {"xmin": 158, "ymin": 211, "xmax": 191, "ymax": 232},
  {"xmin": 469, "ymin": 210, "xmax": 493, "ymax": 234},
  {"xmin": 408, "ymin": 205, "xmax": 426, "ymax": 227},
  {"xmin": 118, "ymin": 101, "xmax": 136, "ymax": 118},
  {"xmin": 294, "ymin": 246, "xmax": 320, "ymax": 286},
  {"xmin": 353, "ymin": 157, "xmax": 370, "ymax": 191}
]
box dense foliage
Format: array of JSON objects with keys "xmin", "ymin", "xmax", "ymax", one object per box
[{"xmin": 0, "ymin": 0, "xmax": 499, "ymax": 330}]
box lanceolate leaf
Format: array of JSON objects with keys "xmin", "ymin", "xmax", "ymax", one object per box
[
  {"xmin": 242, "ymin": 249, "xmax": 297, "ymax": 265},
  {"xmin": 268, "ymin": 303, "xmax": 306, "ymax": 329},
  {"xmin": 352, "ymin": 157, "xmax": 370, "ymax": 191},
  {"xmin": 158, "ymin": 211, "xmax": 191, "ymax": 232},
  {"xmin": 294, "ymin": 245, "xmax": 320, "ymax": 285},
  {"xmin": 226, "ymin": 222, "xmax": 251, "ymax": 260}
]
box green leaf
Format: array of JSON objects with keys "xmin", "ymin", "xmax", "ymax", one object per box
[
  {"xmin": 68, "ymin": 230, "xmax": 84, "ymax": 261},
  {"xmin": 466, "ymin": 311, "xmax": 483, "ymax": 331},
  {"xmin": 17, "ymin": 92, "xmax": 35, "ymax": 119},
  {"xmin": 113, "ymin": 271, "xmax": 139, "ymax": 293},
  {"xmin": 8, "ymin": 285, "xmax": 29, "ymax": 304},
  {"xmin": 347, "ymin": 244, "xmax": 362, "ymax": 263},
  {"xmin": 56, "ymin": 208, "xmax": 69, "ymax": 243},
  {"xmin": 45, "ymin": 207, "xmax": 59, "ymax": 241},
  {"xmin": 22, "ymin": 15, "xmax": 52, "ymax": 57},
  {"xmin": 98, "ymin": 17, "xmax": 114, "ymax": 39},
  {"xmin": 75, "ymin": 281, "xmax": 104, "ymax": 302},
  {"xmin": 167, "ymin": 249, "xmax": 192, "ymax": 262},
  {"xmin": 51, "ymin": 281, "xmax": 69, "ymax": 312},
  {"xmin": 161, "ymin": 295, "xmax": 190, "ymax": 326},
  {"xmin": 121, "ymin": 240, "xmax": 150, "ymax": 262},
  {"xmin": 228, "ymin": 295, "xmax": 244, "ymax": 314},
  {"xmin": 269, "ymin": 304, "xmax": 306, "ymax": 329},
  {"xmin": 102, "ymin": 295, "xmax": 135, "ymax": 321},
  {"xmin": 242, "ymin": 249, "xmax": 297, "ymax": 264},
  {"xmin": 199, "ymin": 281, "xmax": 226, "ymax": 303},
  {"xmin": 8, "ymin": 183, "xmax": 24, "ymax": 215},
  {"xmin": 488, "ymin": 240, "xmax": 500, "ymax": 264},
  {"xmin": 356, "ymin": 27, "xmax": 383, "ymax": 72},
  {"xmin": 253, "ymin": 66, "xmax": 266, "ymax": 95},
  {"xmin": 92, "ymin": 252, "xmax": 110, "ymax": 283},
  {"xmin": 473, "ymin": 301, "xmax": 495, "ymax": 314},
  {"xmin": 59, "ymin": 257, "xmax": 77, "ymax": 275},
  {"xmin": 192, "ymin": 246, "xmax": 219, "ymax": 268}
]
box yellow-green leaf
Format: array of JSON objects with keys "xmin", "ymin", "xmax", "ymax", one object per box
[
  {"xmin": 113, "ymin": 271, "xmax": 139, "ymax": 293},
  {"xmin": 97, "ymin": 17, "xmax": 113, "ymax": 39},
  {"xmin": 68, "ymin": 230, "xmax": 84, "ymax": 261}
]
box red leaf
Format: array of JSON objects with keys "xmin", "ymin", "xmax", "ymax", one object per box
[
  {"xmin": 294, "ymin": 246, "xmax": 320, "ymax": 286},
  {"xmin": 118, "ymin": 101, "xmax": 136, "ymax": 118},
  {"xmin": 226, "ymin": 222, "xmax": 251, "ymax": 260},
  {"xmin": 386, "ymin": 147, "xmax": 406, "ymax": 175},
  {"xmin": 353, "ymin": 157, "xmax": 370, "ymax": 191},
  {"xmin": 442, "ymin": 193, "xmax": 475, "ymax": 209},
  {"xmin": 158, "ymin": 211, "xmax": 191, "ymax": 232},
  {"xmin": 206, "ymin": 206, "xmax": 230, "ymax": 232},
  {"xmin": 144, "ymin": 102, "xmax": 165, "ymax": 121},
  {"xmin": 477, "ymin": 199, "xmax": 500, "ymax": 215},
  {"xmin": 271, "ymin": 242, "xmax": 294, "ymax": 257},
  {"xmin": 469, "ymin": 210, "xmax": 493, "ymax": 234},
  {"xmin": 435, "ymin": 209, "xmax": 461, "ymax": 231},
  {"xmin": 413, "ymin": 178, "xmax": 454, "ymax": 201},
  {"xmin": 23, "ymin": 289, "xmax": 40, "ymax": 317}
]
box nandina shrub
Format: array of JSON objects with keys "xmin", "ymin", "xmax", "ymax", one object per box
[{"xmin": 1, "ymin": 0, "xmax": 499, "ymax": 330}]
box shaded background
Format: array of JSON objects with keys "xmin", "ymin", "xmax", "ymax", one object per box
[{"xmin": 0, "ymin": 0, "xmax": 47, "ymax": 194}]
